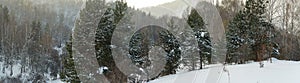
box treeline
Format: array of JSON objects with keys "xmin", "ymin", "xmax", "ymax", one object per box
[
  {"xmin": 0, "ymin": 0, "xmax": 83, "ymax": 82},
  {"xmin": 67, "ymin": 0, "xmax": 300, "ymax": 82},
  {"xmin": 218, "ymin": 0, "xmax": 300, "ymax": 63},
  {"xmin": 68, "ymin": 0, "xmax": 213, "ymax": 82},
  {"xmin": 1, "ymin": 0, "xmax": 300, "ymax": 82}
]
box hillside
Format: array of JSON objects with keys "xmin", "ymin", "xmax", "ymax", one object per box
[
  {"xmin": 149, "ymin": 58, "xmax": 300, "ymax": 83},
  {"xmin": 140, "ymin": 0, "xmax": 225, "ymax": 18}
]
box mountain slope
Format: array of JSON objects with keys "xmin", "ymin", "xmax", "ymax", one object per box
[
  {"xmin": 140, "ymin": 0, "xmax": 194, "ymax": 18},
  {"xmin": 139, "ymin": 0, "xmax": 221, "ymax": 18}
]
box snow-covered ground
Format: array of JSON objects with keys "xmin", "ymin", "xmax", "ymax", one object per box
[
  {"xmin": 1, "ymin": 58, "xmax": 299, "ymax": 83},
  {"xmin": 149, "ymin": 58, "xmax": 300, "ymax": 83},
  {"xmin": 46, "ymin": 79, "xmax": 64, "ymax": 83}
]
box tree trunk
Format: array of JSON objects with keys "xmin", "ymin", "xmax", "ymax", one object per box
[
  {"xmin": 257, "ymin": 44, "xmax": 266, "ymax": 68},
  {"xmin": 199, "ymin": 51, "xmax": 203, "ymax": 69},
  {"xmin": 256, "ymin": 44, "xmax": 266, "ymax": 62},
  {"xmin": 192, "ymin": 58, "xmax": 195, "ymax": 70},
  {"xmin": 10, "ymin": 63, "xmax": 13, "ymax": 76},
  {"xmin": 269, "ymin": 45, "xmax": 273, "ymax": 63}
]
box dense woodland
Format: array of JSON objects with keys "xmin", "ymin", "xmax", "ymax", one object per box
[
  {"xmin": 0, "ymin": 0, "xmax": 83, "ymax": 82},
  {"xmin": 0, "ymin": 0, "xmax": 300, "ymax": 82},
  {"xmin": 218, "ymin": 0, "xmax": 300, "ymax": 63}
]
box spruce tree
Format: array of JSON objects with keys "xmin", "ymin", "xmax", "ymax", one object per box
[
  {"xmin": 60, "ymin": 35, "xmax": 80, "ymax": 83},
  {"xmin": 95, "ymin": 8, "xmax": 114, "ymax": 69},
  {"xmin": 94, "ymin": 0, "xmax": 128, "ymax": 82},
  {"xmin": 129, "ymin": 32, "xmax": 144, "ymax": 67},
  {"xmin": 158, "ymin": 30, "xmax": 181, "ymax": 75},
  {"xmin": 95, "ymin": 0, "xmax": 128, "ymax": 69},
  {"xmin": 128, "ymin": 25, "xmax": 181, "ymax": 79},
  {"xmin": 226, "ymin": 11, "xmax": 247, "ymax": 63},
  {"xmin": 226, "ymin": 0, "xmax": 275, "ymax": 64},
  {"xmin": 187, "ymin": 9, "xmax": 212, "ymax": 69},
  {"xmin": 243, "ymin": 0, "xmax": 273, "ymax": 62}
]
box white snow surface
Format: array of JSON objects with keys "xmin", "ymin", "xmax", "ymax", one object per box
[
  {"xmin": 1, "ymin": 58, "xmax": 299, "ymax": 83},
  {"xmin": 149, "ymin": 58, "xmax": 300, "ymax": 83},
  {"xmin": 46, "ymin": 79, "xmax": 64, "ymax": 83}
]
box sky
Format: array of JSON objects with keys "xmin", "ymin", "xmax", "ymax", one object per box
[
  {"xmin": 108, "ymin": 0, "xmax": 176, "ymax": 8},
  {"xmin": 122, "ymin": 0, "xmax": 222, "ymax": 8}
]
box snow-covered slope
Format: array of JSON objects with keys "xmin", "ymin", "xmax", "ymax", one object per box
[{"xmin": 149, "ymin": 58, "xmax": 300, "ymax": 83}]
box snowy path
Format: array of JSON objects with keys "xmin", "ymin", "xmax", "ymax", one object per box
[{"xmin": 150, "ymin": 58, "xmax": 300, "ymax": 83}]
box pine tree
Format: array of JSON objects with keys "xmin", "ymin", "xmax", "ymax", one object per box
[
  {"xmin": 94, "ymin": 0, "xmax": 128, "ymax": 82},
  {"xmin": 226, "ymin": 11, "xmax": 247, "ymax": 63},
  {"xmin": 95, "ymin": 8, "xmax": 114, "ymax": 69},
  {"xmin": 69, "ymin": 0, "xmax": 108, "ymax": 82},
  {"xmin": 95, "ymin": 0, "xmax": 128, "ymax": 69},
  {"xmin": 60, "ymin": 35, "xmax": 80, "ymax": 83},
  {"xmin": 159, "ymin": 30, "xmax": 181, "ymax": 75},
  {"xmin": 128, "ymin": 25, "xmax": 181, "ymax": 80},
  {"xmin": 187, "ymin": 9, "xmax": 212, "ymax": 69},
  {"xmin": 243, "ymin": 0, "xmax": 273, "ymax": 63},
  {"xmin": 226, "ymin": 0, "xmax": 275, "ymax": 64},
  {"xmin": 129, "ymin": 32, "xmax": 144, "ymax": 67}
]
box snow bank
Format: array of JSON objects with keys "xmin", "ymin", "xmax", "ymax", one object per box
[
  {"xmin": 149, "ymin": 58, "xmax": 300, "ymax": 83},
  {"xmin": 47, "ymin": 79, "xmax": 64, "ymax": 83}
]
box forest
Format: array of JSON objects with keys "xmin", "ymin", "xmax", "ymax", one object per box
[{"xmin": 0, "ymin": 0, "xmax": 300, "ymax": 83}]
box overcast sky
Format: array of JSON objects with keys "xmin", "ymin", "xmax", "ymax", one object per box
[
  {"xmin": 124, "ymin": 0, "xmax": 224, "ymax": 8},
  {"xmin": 106, "ymin": 0, "xmax": 176, "ymax": 8},
  {"xmin": 106, "ymin": 0, "xmax": 225, "ymax": 8},
  {"xmin": 125, "ymin": 0, "xmax": 176, "ymax": 8}
]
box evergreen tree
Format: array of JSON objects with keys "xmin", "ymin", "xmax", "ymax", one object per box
[
  {"xmin": 226, "ymin": 0, "xmax": 275, "ymax": 64},
  {"xmin": 60, "ymin": 35, "xmax": 80, "ymax": 83},
  {"xmin": 243, "ymin": 0, "xmax": 274, "ymax": 63},
  {"xmin": 95, "ymin": 8, "xmax": 114, "ymax": 69},
  {"xmin": 129, "ymin": 32, "xmax": 144, "ymax": 67},
  {"xmin": 187, "ymin": 9, "xmax": 212, "ymax": 69},
  {"xmin": 226, "ymin": 11, "xmax": 249, "ymax": 63},
  {"xmin": 158, "ymin": 30, "xmax": 181, "ymax": 75},
  {"xmin": 69, "ymin": 0, "xmax": 108, "ymax": 82},
  {"xmin": 94, "ymin": 0, "xmax": 128, "ymax": 82},
  {"xmin": 129, "ymin": 26, "xmax": 181, "ymax": 78}
]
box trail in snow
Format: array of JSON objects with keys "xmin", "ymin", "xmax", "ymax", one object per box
[{"xmin": 150, "ymin": 58, "xmax": 300, "ymax": 83}]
